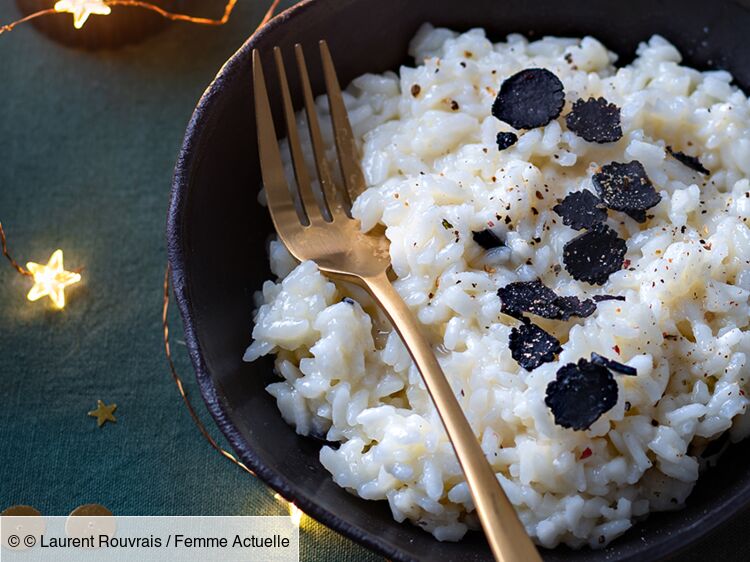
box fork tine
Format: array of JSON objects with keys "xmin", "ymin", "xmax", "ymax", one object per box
[
  {"xmin": 294, "ymin": 43, "xmax": 338, "ymax": 221},
  {"xmin": 319, "ymin": 40, "xmax": 366, "ymax": 208},
  {"xmin": 252, "ymin": 49, "xmax": 299, "ymax": 230},
  {"xmin": 274, "ymin": 46, "xmax": 324, "ymax": 225}
]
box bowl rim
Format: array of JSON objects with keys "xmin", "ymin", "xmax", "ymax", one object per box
[
  {"xmin": 167, "ymin": 2, "xmax": 414, "ymax": 560},
  {"xmin": 167, "ymin": 1, "xmax": 750, "ymax": 560}
]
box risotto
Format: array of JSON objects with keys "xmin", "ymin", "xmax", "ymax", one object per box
[{"xmin": 244, "ymin": 24, "xmax": 750, "ymax": 548}]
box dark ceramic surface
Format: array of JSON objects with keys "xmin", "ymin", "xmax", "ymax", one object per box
[{"xmin": 168, "ymin": 1, "xmax": 750, "ymax": 560}]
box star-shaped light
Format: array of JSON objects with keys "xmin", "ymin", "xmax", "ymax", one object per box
[
  {"xmin": 54, "ymin": 0, "xmax": 112, "ymax": 29},
  {"xmin": 26, "ymin": 249, "xmax": 81, "ymax": 309},
  {"xmin": 88, "ymin": 400, "xmax": 117, "ymax": 427}
]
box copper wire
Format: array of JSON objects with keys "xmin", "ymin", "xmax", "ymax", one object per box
[
  {"xmin": 162, "ymin": 263, "xmax": 255, "ymax": 475},
  {"xmin": 0, "ymin": 222, "xmax": 32, "ymax": 276},
  {"xmin": 0, "ymin": 0, "xmax": 264, "ymax": 36},
  {"xmin": 106, "ymin": 0, "xmax": 238, "ymax": 26},
  {"xmin": 0, "ymin": 8, "xmax": 57, "ymax": 35},
  {"xmin": 259, "ymin": 0, "xmax": 281, "ymax": 27},
  {"xmin": 159, "ymin": 0, "xmax": 281, "ymax": 477}
]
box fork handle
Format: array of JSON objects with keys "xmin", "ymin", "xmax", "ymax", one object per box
[{"xmin": 364, "ymin": 271, "xmax": 542, "ymax": 562}]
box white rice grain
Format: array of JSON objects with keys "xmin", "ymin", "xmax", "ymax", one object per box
[{"xmin": 245, "ymin": 25, "xmax": 750, "ymax": 548}]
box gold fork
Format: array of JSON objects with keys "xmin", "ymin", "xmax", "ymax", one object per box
[{"xmin": 252, "ymin": 41, "xmax": 542, "ymax": 562}]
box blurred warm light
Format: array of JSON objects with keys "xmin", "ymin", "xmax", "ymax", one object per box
[
  {"xmin": 26, "ymin": 249, "xmax": 81, "ymax": 309},
  {"xmin": 274, "ymin": 493, "xmax": 305, "ymax": 527},
  {"xmin": 54, "ymin": 0, "xmax": 111, "ymax": 29},
  {"xmin": 289, "ymin": 504, "xmax": 303, "ymax": 527}
]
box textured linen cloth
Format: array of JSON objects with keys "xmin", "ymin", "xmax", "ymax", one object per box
[{"xmin": 0, "ymin": 1, "xmax": 378, "ymax": 560}]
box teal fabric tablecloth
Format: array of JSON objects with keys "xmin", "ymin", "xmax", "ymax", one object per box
[
  {"xmin": 0, "ymin": 2, "xmax": 746, "ymax": 560},
  {"xmin": 0, "ymin": 2, "xmax": 378, "ymax": 560}
]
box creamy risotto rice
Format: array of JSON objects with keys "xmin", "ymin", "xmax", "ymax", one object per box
[{"xmin": 244, "ymin": 25, "xmax": 750, "ymax": 548}]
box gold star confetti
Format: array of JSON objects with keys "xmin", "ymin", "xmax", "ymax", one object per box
[
  {"xmin": 88, "ymin": 400, "xmax": 117, "ymax": 427},
  {"xmin": 26, "ymin": 249, "xmax": 81, "ymax": 309},
  {"xmin": 54, "ymin": 0, "xmax": 112, "ymax": 29}
]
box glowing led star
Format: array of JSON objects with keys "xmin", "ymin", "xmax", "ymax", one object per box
[
  {"xmin": 288, "ymin": 503, "xmax": 303, "ymax": 527},
  {"xmin": 26, "ymin": 249, "xmax": 81, "ymax": 309},
  {"xmin": 274, "ymin": 494, "xmax": 304, "ymax": 527},
  {"xmin": 54, "ymin": 0, "xmax": 111, "ymax": 29}
]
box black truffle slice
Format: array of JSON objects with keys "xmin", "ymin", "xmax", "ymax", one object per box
[
  {"xmin": 472, "ymin": 229, "xmax": 504, "ymax": 249},
  {"xmin": 592, "ymin": 294, "xmax": 625, "ymax": 302},
  {"xmin": 563, "ymin": 223, "xmax": 627, "ymax": 285},
  {"xmin": 496, "ymin": 132, "xmax": 518, "ymax": 151},
  {"xmin": 590, "ymin": 352, "xmax": 637, "ymax": 376},
  {"xmin": 667, "ymin": 146, "xmax": 710, "ymax": 175},
  {"xmin": 565, "ymin": 97, "xmax": 623, "ymax": 143},
  {"xmin": 509, "ymin": 322, "xmax": 562, "ymax": 371},
  {"xmin": 498, "ymin": 280, "xmax": 561, "ymax": 319},
  {"xmin": 592, "ymin": 161, "xmax": 661, "ymax": 219},
  {"xmin": 553, "ymin": 190, "xmax": 608, "ymax": 231},
  {"xmin": 624, "ymin": 209, "xmax": 648, "ymax": 223},
  {"xmin": 555, "ymin": 296, "xmax": 596, "ymax": 321},
  {"xmin": 545, "ymin": 359, "xmax": 619, "ymax": 430},
  {"xmin": 492, "ymin": 68, "xmax": 565, "ymax": 130}
]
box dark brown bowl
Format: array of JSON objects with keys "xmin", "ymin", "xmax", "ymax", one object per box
[{"xmin": 167, "ymin": 1, "xmax": 750, "ymax": 560}]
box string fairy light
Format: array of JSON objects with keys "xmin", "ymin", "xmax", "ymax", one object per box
[
  {"xmin": 0, "ymin": 0, "xmax": 300, "ymax": 528},
  {"xmin": 26, "ymin": 249, "xmax": 81, "ymax": 308},
  {"xmin": 0, "ymin": 0, "xmax": 248, "ymax": 35},
  {"xmin": 54, "ymin": 0, "xmax": 111, "ymax": 29},
  {"xmin": 0, "ymin": 222, "xmax": 81, "ymax": 309}
]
